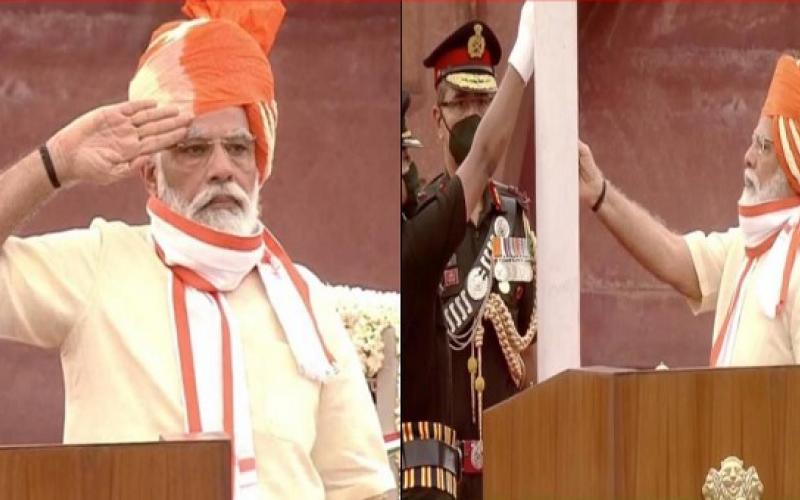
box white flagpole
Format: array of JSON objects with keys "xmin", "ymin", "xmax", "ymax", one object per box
[{"xmin": 534, "ymin": 0, "xmax": 581, "ymax": 381}]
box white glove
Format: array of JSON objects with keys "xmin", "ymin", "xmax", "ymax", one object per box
[{"xmin": 508, "ymin": 0, "xmax": 535, "ymax": 84}]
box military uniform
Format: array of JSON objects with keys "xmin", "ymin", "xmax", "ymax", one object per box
[
  {"xmin": 401, "ymin": 91, "xmax": 464, "ymax": 500},
  {"xmin": 421, "ymin": 173, "xmax": 536, "ymax": 498},
  {"xmin": 421, "ymin": 19, "xmax": 538, "ymax": 500},
  {"xmin": 403, "ymin": 18, "xmax": 537, "ymax": 499}
]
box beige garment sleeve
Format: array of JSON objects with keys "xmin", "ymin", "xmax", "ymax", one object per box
[
  {"xmin": 298, "ymin": 267, "xmax": 395, "ymax": 500},
  {"xmin": 683, "ymin": 228, "xmax": 740, "ymax": 315},
  {"xmin": 784, "ymin": 269, "xmax": 800, "ymax": 363},
  {"xmin": 0, "ymin": 221, "xmax": 102, "ymax": 348}
]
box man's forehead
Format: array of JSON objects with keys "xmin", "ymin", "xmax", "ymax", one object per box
[
  {"xmin": 186, "ymin": 106, "xmax": 251, "ymax": 139},
  {"xmin": 185, "ymin": 126, "xmax": 253, "ymax": 141},
  {"xmin": 754, "ymin": 116, "xmax": 773, "ymax": 139}
]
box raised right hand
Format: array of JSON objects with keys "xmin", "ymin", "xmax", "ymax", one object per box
[
  {"xmin": 578, "ymin": 140, "xmax": 606, "ymax": 206},
  {"xmin": 508, "ymin": 0, "xmax": 536, "ymax": 85},
  {"xmin": 47, "ymin": 100, "xmax": 191, "ymax": 187}
]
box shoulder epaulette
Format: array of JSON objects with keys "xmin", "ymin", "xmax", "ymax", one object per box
[
  {"xmin": 492, "ymin": 179, "xmax": 531, "ymax": 212},
  {"xmin": 417, "ymin": 172, "xmax": 448, "ymax": 205}
]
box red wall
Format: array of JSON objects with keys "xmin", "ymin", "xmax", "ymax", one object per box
[{"xmin": 0, "ymin": 1, "xmax": 398, "ymax": 444}]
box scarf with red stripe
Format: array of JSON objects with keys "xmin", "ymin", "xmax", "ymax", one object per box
[
  {"xmin": 710, "ymin": 197, "xmax": 800, "ymax": 366},
  {"xmin": 147, "ymin": 196, "xmax": 336, "ymax": 498}
]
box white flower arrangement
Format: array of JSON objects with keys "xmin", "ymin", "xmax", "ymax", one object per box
[
  {"xmin": 328, "ymin": 285, "xmax": 400, "ymax": 378},
  {"xmin": 329, "ymin": 283, "xmax": 401, "ymax": 477}
]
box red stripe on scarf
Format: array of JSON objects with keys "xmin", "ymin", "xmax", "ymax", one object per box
[
  {"xmin": 709, "ymin": 257, "xmax": 755, "ymax": 367},
  {"xmin": 172, "ymin": 277, "xmax": 202, "ymax": 432},
  {"xmin": 738, "ymin": 197, "xmax": 800, "ymax": 217},
  {"xmin": 778, "ymin": 223, "xmax": 800, "ymax": 315},
  {"xmin": 148, "ymin": 197, "xmax": 263, "ymax": 252}
]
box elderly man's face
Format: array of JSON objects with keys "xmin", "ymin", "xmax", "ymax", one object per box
[
  {"xmin": 741, "ymin": 116, "xmax": 793, "ymax": 204},
  {"xmin": 146, "ymin": 106, "xmax": 262, "ymax": 234}
]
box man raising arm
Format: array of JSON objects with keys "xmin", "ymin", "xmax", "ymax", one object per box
[
  {"xmin": 0, "ymin": 100, "xmax": 189, "ymax": 243},
  {"xmin": 579, "ymin": 52, "xmax": 800, "ymax": 367},
  {"xmin": 578, "ymin": 140, "xmax": 701, "ymax": 301}
]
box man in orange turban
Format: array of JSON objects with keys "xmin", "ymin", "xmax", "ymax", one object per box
[
  {"xmin": 579, "ymin": 52, "xmax": 800, "ymax": 367},
  {"xmin": 0, "ymin": 1, "xmax": 394, "ymax": 498}
]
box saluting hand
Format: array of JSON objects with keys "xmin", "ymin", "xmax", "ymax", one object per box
[
  {"xmin": 578, "ymin": 140, "xmax": 605, "ymax": 206},
  {"xmin": 47, "ymin": 100, "xmax": 191, "ymax": 187}
]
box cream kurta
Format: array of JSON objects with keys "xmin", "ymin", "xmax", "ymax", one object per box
[
  {"xmin": 685, "ymin": 228, "xmax": 800, "ymax": 365},
  {"xmin": 0, "ymin": 219, "xmax": 394, "ymax": 499}
]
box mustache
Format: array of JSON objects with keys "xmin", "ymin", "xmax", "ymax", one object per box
[
  {"xmin": 743, "ymin": 170, "xmax": 759, "ymax": 190},
  {"xmin": 190, "ymin": 182, "xmax": 250, "ymax": 213}
]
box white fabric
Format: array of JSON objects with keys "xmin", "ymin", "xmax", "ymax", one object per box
[
  {"xmin": 127, "ymin": 19, "xmax": 208, "ymax": 116},
  {"xmin": 257, "ymin": 263, "xmax": 334, "ymax": 381},
  {"xmin": 756, "ymin": 219, "xmax": 797, "ymax": 319},
  {"xmin": 718, "ymin": 260, "xmax": 755, "ymax": 366},
  {"xmin": 737, "ymin": 204, "xmax": 799, "ymax": 249},
  {"xmin": 508, "ymin": 0, "xmax": 536, "ymax": 84},
  {"xmin": 174, "ymin": 276, "xmax": 259, "ymax": 498},
  {"xmin": 738, "ymin": 204, "xmax": 800, "ymax": 318},
  {"xmin": 150, "ymin": 214, "xmax": 263, "ymax": 291},
  {"xmin": 148, "ymin": 205, "xmax": 337, "ymax": 500},
  {"xmin": 148, "ymin": 206, "xmax": 336, "ymax": 379}
]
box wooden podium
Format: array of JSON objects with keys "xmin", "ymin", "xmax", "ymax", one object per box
[
  {"xmin": 0, "ymin": 439, "xmax": 231, "ymax": 500},
  {"xmin": 484, "ymin": 366, "xmax": 800, "ymax": 499}
]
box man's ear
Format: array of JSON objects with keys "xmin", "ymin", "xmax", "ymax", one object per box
[
  {"xmin": 432, "ymin": 105, "xmax": 444, "ymax": 141},
  {"xmin": 140, "ymin": 155, "xmax": 158, "ymax": 197}
]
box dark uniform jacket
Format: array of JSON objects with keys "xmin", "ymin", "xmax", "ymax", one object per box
[
  {"xmin": 422, "ymin": 173, "xmax": 536, "ymax": 442},
  {"xmin": 401, "ymin": 176, "xmax": 466, "ymax": 426}
]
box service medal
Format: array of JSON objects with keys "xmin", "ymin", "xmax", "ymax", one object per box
[
  {"xmin": 493, "ymin": 216, "xmax": 510, "ymax": 238},
  {"xmin": 466, "ymin": 268, "xmax": 489, "ymax": 300},
  {"xmin": 471, "ymin": 440, "xmax": 484, "ymax": 470},
  {"xmin": 494, "ymin": 262, "xmax": 509, "ymax": 282}
]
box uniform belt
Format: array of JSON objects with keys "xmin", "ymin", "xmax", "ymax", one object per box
[
  {"xmin": 401, "ymin": 421, "xmax": 460, "ymax": 498},
  {"xmin": 402, "ymin": 439, "xmax": 461, "ymax": 478},
  {"xmin": 460, "ymin": 439, "xmax": 483, "ymax": 475}
]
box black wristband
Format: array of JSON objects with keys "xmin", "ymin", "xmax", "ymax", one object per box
[
  {"xmin": 591, "ymin": 178, "xmax": 607, "ymax": 212},
  {"xmin": 38, "ymin": 145, "xmax": 61, "ymax": 189}
]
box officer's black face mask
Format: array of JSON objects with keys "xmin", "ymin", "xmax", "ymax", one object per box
[
  {"xmin": 402, "ymin": 160, "xmax": 420, "ymax": 216},
  {"xmin": 441, "ymin": 113, "xmax": 481, "ymax": 167}
]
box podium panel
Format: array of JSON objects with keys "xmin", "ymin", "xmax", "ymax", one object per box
[
  {"xmin": 0, "ymin": 439, "xmax": 231, "ymax": 500},
  {"xmin": 484, "ymin": 366, "xmax": 800, "ymax": 499}
]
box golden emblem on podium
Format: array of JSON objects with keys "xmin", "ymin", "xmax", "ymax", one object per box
[
  {"xmin": 467, "ymin": 24, "xmax": 485, "ymax": 59},
  {"xmin": 702, "ymin": 456, "xmax": 763, "ymax": 500}
]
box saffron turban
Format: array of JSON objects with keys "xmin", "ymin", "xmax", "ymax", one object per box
[
  {"xmin": 762, "ymin": 54, "xmax": 800, "ymax": 194},
  {"xmin": 129, "ymin": 0, "xmax": 285, "ymax": 183}
]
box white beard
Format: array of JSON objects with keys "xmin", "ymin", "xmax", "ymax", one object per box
[
  {"xmin": 156, "ymin": 167, "xmax": 261, "ymax": 236},
  {"xmin": 739, "ymin": 169, "xmax": 794, "ymax": 205}
]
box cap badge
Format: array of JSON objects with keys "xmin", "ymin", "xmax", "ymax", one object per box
[{"xmin": 467, "ymin": 24, "xmax": 486, "ymax": 59}]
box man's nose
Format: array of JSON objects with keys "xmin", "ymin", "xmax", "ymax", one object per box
[
  {"xmin": 206, "ymin": 143, "xmax": 235, "ymax": 182},
  {"xmin": 744, "ymin": 143, "xmax": 757, "ymax": 170},
  {"xmin": 468, "ymin": 101, "xmax": 487, "ymax": 116}
]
